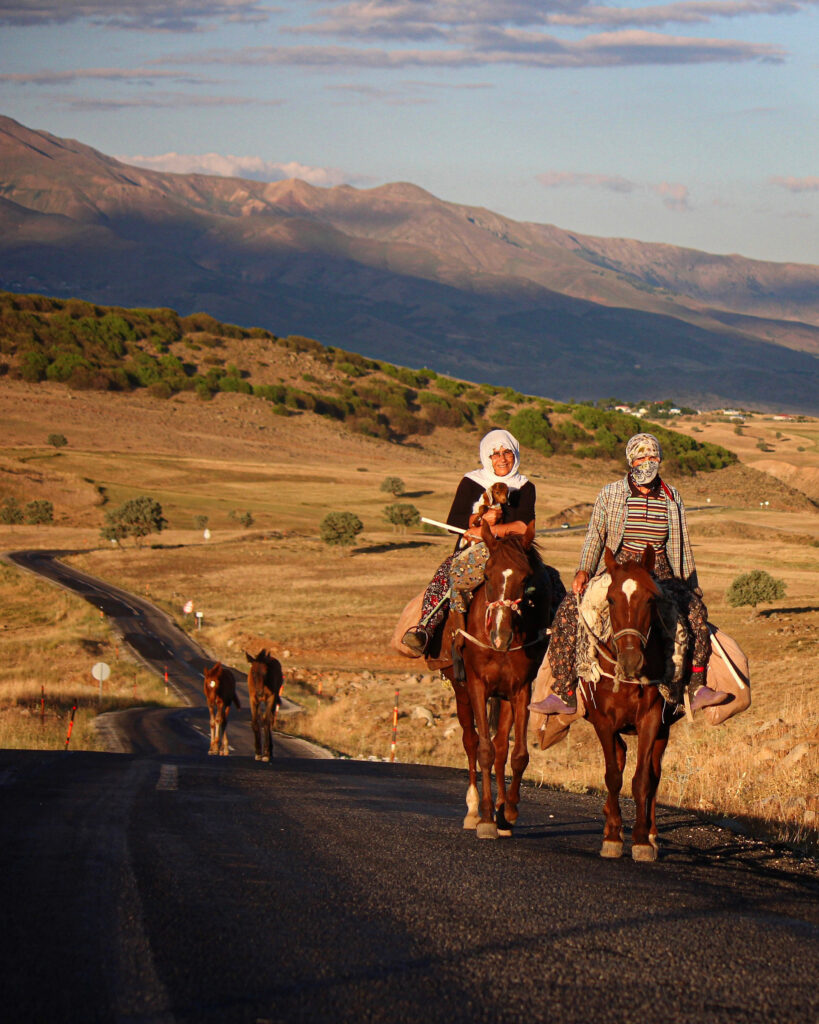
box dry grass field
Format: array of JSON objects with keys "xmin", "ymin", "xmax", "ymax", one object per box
[{"xmin": 1, "ymin": 379, "xmax": 817, "ymax": 849}]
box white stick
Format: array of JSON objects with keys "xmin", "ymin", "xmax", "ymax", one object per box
[
  {"xmin": 708, "ymin": 625, "xmax": 747, "ymax": 690},
  {"xmin": 420, "ymin": 516, "xmax": 466, "ymax": 535}
]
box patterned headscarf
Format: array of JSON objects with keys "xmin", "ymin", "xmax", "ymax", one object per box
[{"xmin": 625, "ymin": 433, "xmax": 662, "ymax": 466}]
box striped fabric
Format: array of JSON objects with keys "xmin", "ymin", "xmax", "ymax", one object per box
[
  {"xmin": 576, "ymin": 476, "xmax": 699, "ymax": 588},
  {"xmin": 622, "ymin": 494, "xmax": 669, "ymax": 554}
]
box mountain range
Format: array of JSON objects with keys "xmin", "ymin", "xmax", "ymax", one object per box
[{"xmin": 1, "ymin": 115, "xmax": 817, "ymax": 412}]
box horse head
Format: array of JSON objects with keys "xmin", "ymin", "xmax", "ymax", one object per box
[
  {"xmin": 603, "ymin": 545, "xmax": 660, "ymax": 679},
  {"xmin": 480, "ymin": 519, "xmax": 536, "ymax": 651}
]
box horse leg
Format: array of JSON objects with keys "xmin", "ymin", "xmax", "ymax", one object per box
[
  {"xmin": 219, "ymin": 704, "xmax": 230, "ymax": 756},
  {"xmin": 593, "ymin": 720, "xmax": 626, "ymax": 857},
  {"xmin": 631, "ymin": 705, "xmax": 663, "ymax": 860},
  {"xmin": 492, "ymin": 700, "xmax": 514, "ymax": 836},
  {"xmin": 498, "ymin": 687, "xmax": 531, "ymax": 835},
  {"xmin": 454, "ymin": 685, "xmax": 480, "ymax": 829},
  {"xmin": 250, "ymin": 696, "xmax": 262, "ymax": 760},
  {"xmin": 647, "ymin": 731, "xmax": 669, "ymax": 851},
  {"xmin": 207, "ymin": 701, "xmax": 219, "ymax": 755},
  {"xmin": 469, "ymin": 683, "xmax": 498, "ymax": 839},
  {"xmin": 262, "ymin": 697, "xmax": 273, "ymax": 762}
]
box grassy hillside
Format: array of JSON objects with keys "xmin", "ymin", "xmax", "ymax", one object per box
[{"xmin": 0, "ymin": 291, "xmax": 736, "ymax": 478}]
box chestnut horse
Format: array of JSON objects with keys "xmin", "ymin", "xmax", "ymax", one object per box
[
  {"xmin": 584, "ymin": 546, "xmax": 676, "ymax": 861},
  {"xmin": 447, "ymin": 519, "xmax": 556, "ymax": 839},
  {"xmin": 203, "ymin": 662, "xmax": 240, "ymax": 756},
  {"xmin": 246, "ymin": 650, "xmax": 283, "ymax": 762}
]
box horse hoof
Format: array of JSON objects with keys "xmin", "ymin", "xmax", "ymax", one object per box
[
  {"xmin": 254, "ymin": 754, "xmax": 262, "ymax": 761},
  {"xmin": 632, "ymin": 843, "xmax": 658, "ymax": 862},
  {"xmin": 649, "ymin": 832, "xmax": 659, "ymax": 850},
  {"xmin": 262, "ymin": 755, "xmax": 270, "ymax": 763},
  {"xmin": 463, "ymin": 814, "xmax": 480, "ymax": 830},
  {"xmin": 495, "ymin": 804, "xmax": 515, "ymax": 836},
  {"xmin": 476, "ymin": 822, "xmax": 499, "ymax": 840},
  {"xmin": 600, "ymin": 840, "xmax": 624, "ymax": 858}
]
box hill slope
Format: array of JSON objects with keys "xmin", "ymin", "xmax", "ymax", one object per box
[{"xmin": 1, "ymin": 116, "xmax": 818, "ymax": 412}]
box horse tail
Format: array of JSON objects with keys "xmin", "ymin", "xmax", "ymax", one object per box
[{"xmin": 488, "ymin": 696, "xmax": 500, "ymax": 737}]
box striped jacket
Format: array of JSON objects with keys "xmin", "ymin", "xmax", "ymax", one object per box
[{"xmin": 577, "ymin": 476, "xmax": 699, "ymax": 588}]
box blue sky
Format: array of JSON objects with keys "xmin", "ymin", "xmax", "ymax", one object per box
[{"xmin": 0, "ymin": 0, "xmax": 817, "ymax": 264}]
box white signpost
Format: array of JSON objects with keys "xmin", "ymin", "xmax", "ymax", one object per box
[
  {"xmin": 92, "ymin": 661, "xmax": 111, "ymax": 701},
  {"xmin": 195, "ymin": 611, "xmax": 204, "ymax": 630}
]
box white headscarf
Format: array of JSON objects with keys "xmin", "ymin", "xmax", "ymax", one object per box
[{"xmin": 464, "ymin": 429, "xmax": 529, "ymax": 491}]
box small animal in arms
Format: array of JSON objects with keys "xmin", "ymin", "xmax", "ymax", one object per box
[
  {"xmin": 203, "ymin": 662, "xmax": 240, "ymax": 756},
  {"xmin": 472, "ymin": 481, "xmax": 509, "ymax": 526}
]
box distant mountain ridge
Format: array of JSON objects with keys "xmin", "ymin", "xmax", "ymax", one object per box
[{"xmin": 1, "ymin": 115, "xmax": 817, "ymax": 412}]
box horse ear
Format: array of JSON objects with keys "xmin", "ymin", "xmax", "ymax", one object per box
[
  {"xmin": 522, "ymin": 520, "xmax": 536, "ymax": 549},
  {"xmin": 481, "ymin": 518, "xmax": 497, "ymax": 549},
  {"xmin": 642, "ymin": 544, "xmax": 656, "ymax": 574},
  {"xmin": 246, "ymin": 652, "xmax": 253, "ymax": 664},
  {"xmin": 603, "ymin": 547, "xmax": 616, "ymax": 574}
]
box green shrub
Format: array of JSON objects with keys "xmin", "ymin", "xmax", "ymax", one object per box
[
  {"xmin": 25, "ymin": 499, "xmax": 53, "ymax": 524},
  {"xmin": 726, "ymin": 570, "xmax": 786, "ymax": 610},
  {"xmin": 0, "ymin": 497, "xmax": 24, "ymax": 524},
  {"xmin": 383, "ymin": 503, "xmax": 420, "ymax": 530},
  {"xmin": 380, "ymin": 477, "xmax": 406, "ymax": 496},
  {"xmin": 320, "ymin": 511, "xmax": 363, "ymax": 548},
  {"xmin": 48, "ymin": 433, "xmax": 68, "ymax": 448},
  {"xmin": 101, "ymin": 496, "xmax": 166, "ymax": 545}
]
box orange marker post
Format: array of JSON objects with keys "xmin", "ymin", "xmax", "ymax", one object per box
[
  {"xmin": 164, "ymin": 666, "xmax": 169, "ymax": 695},
  {"xmin": 65, "ymin": 704, "xmax": 77, "ymax": 749},
  {"xmin": 390, "ymin": 688, "xmax": 399, "ymax": 762},
  {"xmin": 40, "ymin": 685, "xmax": 45, "ymax": 726}
]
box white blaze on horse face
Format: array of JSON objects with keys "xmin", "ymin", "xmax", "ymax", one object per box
[
  {"xmin": 209, "ymin": 679, "xmax": 216, "ymax": 688},
  {"xmin": 494, "ymin": 569, "xmax": 514, "ymax": 636},
  {"xmin": 621, "ymin": 578, "xmax": 638, "ymax": 608}
]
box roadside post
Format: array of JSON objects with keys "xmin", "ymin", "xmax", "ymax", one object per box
[
  {"xmin": 164, "ymin": 666, "xmax": 169, "ymax": 695},
  {"xmin": 195, "ymin": 611, "xmax": 203, "ymax": 631},
  {"xmin": 390, "ymin": 688, "xmax": 399, "ymax": 762},
  {"xmin": 40, "ymin": 685, "xmax": 45, "ymax": 727},
  {"xmin": 65, "ymin": 703, "xmax": 77, "ymax": 749}
]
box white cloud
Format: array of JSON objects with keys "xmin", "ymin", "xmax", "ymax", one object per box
[
  {"xmin": 537, "ymin": 171, "xmax": 637, "ymax": 193},
  {"xmin": 538, "ymin": 170, "xmax": 691, "ymax": 211},
  {"xmin": 0, "ymin": 1, "xmax": 268, "ymax": 30},
  {"xmin": 119, "ymin": 150, "xmax": 365, "ymax": 186},
  {"xmin": 770, "ymin": 175, "xmax": 819, "ymax": 192}
]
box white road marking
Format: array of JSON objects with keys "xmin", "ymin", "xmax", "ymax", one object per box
[{"xmin": 155, "ymin": 764, "xmax": 178, "ymax": 791}]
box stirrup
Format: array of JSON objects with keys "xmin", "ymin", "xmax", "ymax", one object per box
[{"xmin": 401, "ymin": 627, "xmax": 429, "ymax": 655}]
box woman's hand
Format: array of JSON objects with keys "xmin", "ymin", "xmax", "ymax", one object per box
[{"xmin": 572, "ymin": 570, "xmax": 589, "ymax": 595}]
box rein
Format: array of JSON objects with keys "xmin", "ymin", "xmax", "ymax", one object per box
[
  {"xmin": 456, "ymin": 626, "xmax": 550, "ymax": 653},
  {"xmin": 577, "ymin": 595, "xmax": 663, "ymax": 691}
]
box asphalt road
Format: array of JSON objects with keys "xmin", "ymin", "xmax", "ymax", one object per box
[
  {"xmin": 3, "ymin": 549, "xmax": 319, "ymax": 759},
  {"xmin": 1, "ymin": 749, "xmax": 817, "ymax": 1024},
  {"xmin": 1, "ymin": 549, "xmax": 817, "ymax": 1023}
]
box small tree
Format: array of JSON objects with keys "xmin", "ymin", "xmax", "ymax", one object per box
[
  {"xmin": 0, "ymin": 497, "xmax": 24, "ymax": 524},
  {"xmin": 48, "ymin": 433, "xmax": 68, "ymax": 449},
  {"xmin": 101, "ymin": 496, "xmax": 167, "ymax": 546},
  {"xmin": 238, "ymin": 511, "xmax": 255, "ymax": 528},
  {"xmin": 320, "ymin": 511, "xmax": 363, "ymax": 548},
  {"xmin": 383, "ymin": 503, "xmax": 420, "ymax": 532},
  {"xmin": 25, "ymin": 499, "xmax": 54, "ymax": 524},
  {"xmin": 194, "ymin": 514, "xmax": 209, "ymax": 530},
  {"xmin": 380, "ymin": 476, "xmax": 406, "ymax": 497},
  {"xmin": 726, "ymin": 570, "xmax": 786, "ymax": 612}
]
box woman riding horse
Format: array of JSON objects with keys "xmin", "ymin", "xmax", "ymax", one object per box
[
  {"xmin": 402, "ymin": 428, "xmax": 538, "ymax": 655},
  {"xmin": 530, "ymin": 432, "xmax": 728, "ymax": 716}
]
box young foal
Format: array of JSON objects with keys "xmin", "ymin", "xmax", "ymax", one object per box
[
  {"xmin": 245, "ymin": 650, "xmax": 283, "ymax": 762},
  {"xmin": 203, "ymin": 662, "xmax": 240, "ymax": 756},
  {"xmin": 450, "ymin": 520, "xmax": 551, "ymax": 839},
  {"xmin": 585, "ymin": 546, "xmax": 672, "ymax": 861}
]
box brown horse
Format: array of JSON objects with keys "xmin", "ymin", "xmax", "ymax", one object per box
[
  {"xmin": 246, "ymin": 650, "xmax": 283, "ymax": 762},
  {"xmin": 203, "ymin": 662, "xmax": 240, "ymax": 756},
  {"xmin": 584, "ymin": 546, "xmax": 676, "ymax": 861},
  {"xmin": 448, "ymin": 519, "xmax": 556, "ymax": 839}
]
